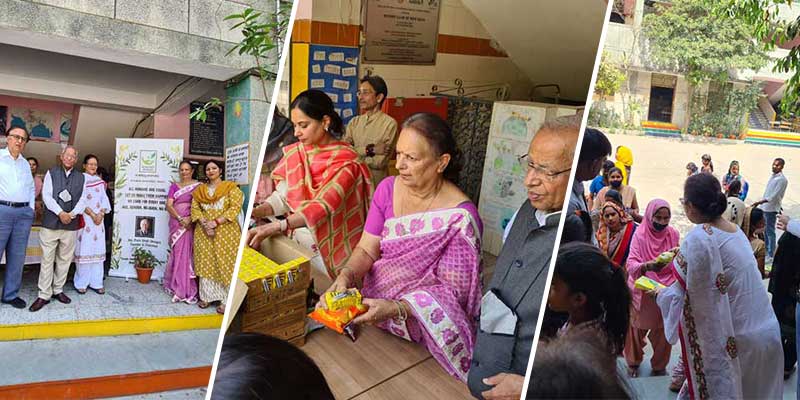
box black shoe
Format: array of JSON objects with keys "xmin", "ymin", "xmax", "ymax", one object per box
[{"xmin": 1, "ymin": 297, "xmax": 26, "ymax": 309}]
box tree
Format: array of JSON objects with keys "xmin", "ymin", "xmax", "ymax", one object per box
[
  {"xmin": 190, "ymin": 2, "xmax": 293, "ymax": 122},
  {"xmin": 594, "ymin": 52, "xmax": 626, "ymax": 97},
  {"xmin": 712, "ymin": 0, "xmax": 800, "ymax": 117},
  {"xmin": 643, "ymin": 0, "xmax": 769, "ymax": 129}
]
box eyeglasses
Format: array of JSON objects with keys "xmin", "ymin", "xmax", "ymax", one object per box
[
  {"xmin": 63, "ymin": 154, "xmax": 77, "ymax": 160},
  {"xmin": 356, "ymin": 90, "xmax": 375, "ymax": 97},
  {"xmin": 517, "ymin": 154, "xmax": 571, "ymax": 181},
  {"xmin": 7, "ymin": 134, "xmax": 28, "ymax": 143}
]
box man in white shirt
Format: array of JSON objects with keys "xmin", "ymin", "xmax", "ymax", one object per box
[
  {"xmin": 30, "ymin": 146, "xmax": 87, "ymax": 312},
  {"xmin": 0, "ymin": 127, "xmax": 35, "ymax": 309},
  {"xmin": 753, "ymin": 158, "xmax": 788, "ymax": 260}
]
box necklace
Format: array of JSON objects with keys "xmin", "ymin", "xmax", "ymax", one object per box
[{"xmin": 399, "ymin": 180, "xmax": 442, "ymax": 218}]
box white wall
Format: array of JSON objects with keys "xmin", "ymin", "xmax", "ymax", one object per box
[{"xmin": 307, "ymin": 0, "xmax": 533, "ymax": 100}]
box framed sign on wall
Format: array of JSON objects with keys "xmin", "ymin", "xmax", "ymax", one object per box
[{"xmin": 363, "ymin": 0, "xmax": 442, "ymax": 65}]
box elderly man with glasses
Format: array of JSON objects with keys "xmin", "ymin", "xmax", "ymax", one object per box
[
  {"xmin": 467, "ymin": 115, "xmax": 579, "ymax": 400},
  {"xmin": 30, "ymin": 145, "xmax": 87, "ymax": 312},
  {"xmin": 0, "ymin": 126, "xmax": 36, "ymax": 309}
]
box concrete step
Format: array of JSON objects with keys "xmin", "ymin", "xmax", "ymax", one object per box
[
  {"xmin": 110, "ymin": 388, "xmax": 207, "ymax": 399},
  {"xmin": 0, "ymin": 329, "xmax": 219, "ymax": 398},
  {"xmin": 0, "ymin": 267, "xmax": 221, "ymax": 341}
]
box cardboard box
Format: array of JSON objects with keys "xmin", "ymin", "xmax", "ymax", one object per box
[{"xmin": 232, "ymin": 234, "xmax": 313, "ymax": 344}]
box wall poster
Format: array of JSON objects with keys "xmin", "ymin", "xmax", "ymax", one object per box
[{"xmin": 363, "ymin": 0, "xmax": 442, "ymax": 65}]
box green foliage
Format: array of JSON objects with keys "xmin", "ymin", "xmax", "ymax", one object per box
[
  {"xmin": 132, "ymin": 247, "xmax": 163, "ymax": 270},
  {"xmin": 644, "ymin": 0, "xmax": 769, "ymax": 86},
  {"xmin": 594, "ymin": 52, "xmax": 626, "ymax": 97},
  {"xmin": 688, "ymin": 83, "xmax": 762, "ymax": 136},
  {"xmin": 588, "ymin": 101, "xmax": 624, "ymax": 129},
  {"xmin": 190, "ymin": 3, "xmax": 293, "ymax": 123},
  {"xmin": 712, "ymin": 0, "xmax": 800, "ymax": 116}
]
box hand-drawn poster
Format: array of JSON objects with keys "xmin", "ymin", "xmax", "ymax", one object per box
[
  {"xmin": 478, "ymin": 102, "xmax": 578, "ymax": 255},
  {"xmin": 10, "ymin": 108, "xmax": 58, "ymax": 141}
]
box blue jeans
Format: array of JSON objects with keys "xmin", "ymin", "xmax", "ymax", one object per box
[
  {"xmin": 765, "ymin": 211, "xmax": 778, "ymax": 258},
  {"xmin": 0, "ymin": 205, "xmax": 34, "ymax": 301}
]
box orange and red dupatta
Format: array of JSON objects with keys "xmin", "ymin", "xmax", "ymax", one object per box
[{"xmin": 272, "ymin": 142, "xmax": 373, "ymax": 277}]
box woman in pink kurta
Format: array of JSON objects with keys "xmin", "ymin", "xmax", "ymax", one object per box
[
  {"xmin": 623, "ymin": 198, "xmax": 679, "ymax": 377},
  {"xmin": 163, "ymin": 161, "xmax": 200, "ymax": 303}
]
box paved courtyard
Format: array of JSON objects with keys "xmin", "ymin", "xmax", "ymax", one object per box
[{"xmin": 603, "ymin": 133, "xmax": 800, "ymax": 237}]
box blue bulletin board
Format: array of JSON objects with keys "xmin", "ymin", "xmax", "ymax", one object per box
[{"xmin": 308, "ymin": 45, "xmax": 360, "ymax": 125}]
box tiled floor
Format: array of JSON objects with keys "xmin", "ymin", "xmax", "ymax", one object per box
[{"xmin": 0, "ymin": 265, "xmax": 216, "ymax": 325}]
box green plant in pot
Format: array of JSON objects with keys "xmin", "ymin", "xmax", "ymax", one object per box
[{"xmin": 132, "ymin": 247, "xmax": 162, "ymax": 284}]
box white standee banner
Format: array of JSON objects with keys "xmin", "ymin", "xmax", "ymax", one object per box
[{"xmin": 110, "ymin": 139, "xmax": 183, "ymax": 280}]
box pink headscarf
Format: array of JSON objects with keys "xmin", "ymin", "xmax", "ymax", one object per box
[{"xmin": 626, "ymin": 199, "xmax": 680, "ymax": 310}]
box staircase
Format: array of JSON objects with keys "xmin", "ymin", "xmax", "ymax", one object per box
[
  {"xmin": 0, "ymin": 269, "xmax": 221, "ymax": 399},
  {"xmin": 749, "ymin": 107, "xmax": 770, "ymax": 130}
]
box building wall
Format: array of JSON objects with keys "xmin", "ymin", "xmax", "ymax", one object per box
[
  {"xmin": 291, "ymin": 0, "xmax": 532, "ymax": 101},
  {"xmin": 0, "ymin": 0, "xmax": 274, "ymax": 79}
]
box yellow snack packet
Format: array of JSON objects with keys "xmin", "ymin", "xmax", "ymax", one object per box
[
  {"xmin": 634, "ymin": 276, "xmax": 666, "ymax": 291},
  {"xmin": 325, "ymin": 289, "xmax": 364, "ymax": 311}
]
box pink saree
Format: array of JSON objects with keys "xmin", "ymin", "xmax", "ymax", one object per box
[
  {"xmin": 163, "ymin": 182, "xmax": 200, "ymax": 303},
  {"xmin": 362, "ymin": 208, "xmax": 483, "ymax": 382}
]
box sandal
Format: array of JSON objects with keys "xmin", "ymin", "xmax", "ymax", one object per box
[
  {"xmin": 627, "ymin": 365, "xmax": 640, "ymax": 378},
  {"xmin": 89, "ymin": 287, "xmax": 105, "ymax": 295},
  {"xmin": 76, "ymin": 289, "xmax": 87, "ymax": 295},
  {"xmin": 198, "ymin": 301, "xmax": 210, "ymax": 309},
  {"xmin": 216, "ymin": 305, "xmax": 225, "ymax": 315}
]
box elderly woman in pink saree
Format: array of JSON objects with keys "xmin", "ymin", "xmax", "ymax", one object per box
[
  {"xmin": 319, "ymin": 113, "xmax": 483, "ymax": 381},
  {"xmin": 163, "ymin": 161, "xmax": 200, "ymax": 303}
]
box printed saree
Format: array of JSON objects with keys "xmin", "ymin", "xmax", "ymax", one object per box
[{"xmin": 361, "ymin": 208, "xmax": 483, "ymax": 382}]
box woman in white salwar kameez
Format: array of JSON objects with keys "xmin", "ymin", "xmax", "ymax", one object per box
[
  {"xmin": 74, "ymin": 154, "xmax": 111, "ymax": 294},
  {"xmin": 652, "ymin": 174, "xmax": 783, "ymax": 399}
]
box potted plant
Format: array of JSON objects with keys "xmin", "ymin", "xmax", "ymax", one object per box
[{"xmin": 132, "ymin": 247, "xmax": 162, "ymax": 283}]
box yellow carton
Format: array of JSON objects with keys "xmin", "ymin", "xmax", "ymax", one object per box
[{"xmin": 634, "ymin": 276, "xmax": 666, "ymax": 291}]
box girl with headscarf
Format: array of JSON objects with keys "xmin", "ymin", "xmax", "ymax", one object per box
[
  {"xmin": 722, "ymin": 160, "xmax": 749, "ymax": 201},
  {"xmin": 614, "ymin": 146, "xmax": 633, "ymax": 185},
  {"xmin": 596, "ymin": 201, "xmax": 637, "ymax": 267},
  {"xmin": 623, "ymin": 199, "xmax": 679, "ymax": 378}
]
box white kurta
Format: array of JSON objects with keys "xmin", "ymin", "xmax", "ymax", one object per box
[
  {"xmin": 657, "ymin": 224, "xmax": 783, "ymax": 399},
  {"xmin": 74, "ymin": 174, "xmax": 110, "ymax": 290}
]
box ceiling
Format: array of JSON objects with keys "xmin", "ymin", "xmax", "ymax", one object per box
[
  {"xmin": 461, "ymin": 0, "xmax": 608, "ymax": 102},
  {"xmin": 0, "ymin": 43, "xmax": 222, "ymax": 112}
]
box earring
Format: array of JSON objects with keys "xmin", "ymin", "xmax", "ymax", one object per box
[{"xmin": 324, "ymin": 126, "xmax": 329, "ymax": 132}]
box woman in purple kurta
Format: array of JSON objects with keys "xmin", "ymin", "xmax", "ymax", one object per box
[
  {"xmin": 319, "ymin": 113, "xmax": 483, "ymax": 382},
  {"xmin": 163, "ymin": 161, "xmax": 200, "ymax": 303}
]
